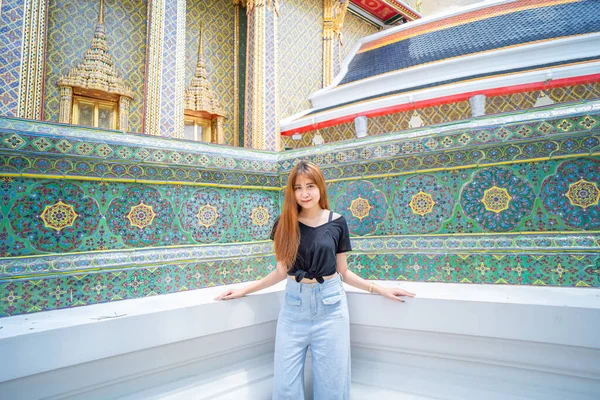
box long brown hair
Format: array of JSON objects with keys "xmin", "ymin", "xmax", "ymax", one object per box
[{"xmin": 274, "ymin": 161, "xmax": 330, "ymax": 269}]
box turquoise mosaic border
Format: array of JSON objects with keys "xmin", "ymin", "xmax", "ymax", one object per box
[
  {"xmin": 1, "ymin": 101, "xmax": 599, "ymax": 317},
  {"xmin": 279, "ymin": 102, "xmax": 600, "ymax": 172}
]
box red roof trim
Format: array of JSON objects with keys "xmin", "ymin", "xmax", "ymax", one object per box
[{"xmin": 280, "ymin": 73, "xmax": 600, "ymax": 136}]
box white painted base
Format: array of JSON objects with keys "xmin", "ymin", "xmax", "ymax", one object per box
[{"xmin": 1, "ymin": 282, "xmax": 599, "ymax": 399}]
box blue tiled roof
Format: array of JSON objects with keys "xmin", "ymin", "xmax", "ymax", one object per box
[
  {"xmin": 340, "ymin": 1, "xmax": 600, "ymax": 85},
  {"xmin": 307, "ymin": 56, "xmax": 599, "ymax": 116}
]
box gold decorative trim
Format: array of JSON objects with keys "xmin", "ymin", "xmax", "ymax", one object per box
[
  {"xmin": 246, "ymin": 0, "xmax": 278, "ymax": 15},
  {"xmin": 251, "ymin": 205, "xmax": 270, "ymax": 226},
  {"xmin": 17, "ymin": 0, "xmax": 48, "ymax": 120},
  {"xmin": 173, "ymin": 0, "xmax": 186, "ymax": 139},
  {"xmin": 349, "ymin": 196, "xmax": 372, "ymax": 220},
  {"xmin": 381, "ymin": 0, "xmax": 420, "ymax": 21},
  {"xmin": 323, "ymin": 0, "xmax": 348, "ymax": 87},
  {"xmin": 409, "ymin": 191, "xmax": 435, "ymax": 216},
  {"xmin": 197, "ymin": 204, "xmax": 219, "ymax": 227},
  {"xmin": 234, "ymin": 2, "xmax": 241, "ymax": 146},
  {"xmin": 255, "ymin": 6, "xmax": 266, "ymax": 149},
  {"xmin": 145, "ymin": 0, "xmax": 166, "ymax": 136},
  {"xmin": 322, "ymin": 153, "xmax": 600, "ymax": 184},
  {"xmin": 58, "ymin": 87, "xmax": 73, "ymax": 124},
  {"xmin": 119, "ymin": 97, "xmax": 131, "ymax": 131},
  {"xmin": 127, "ymin": 202, "xmax": 156, "ymax": 229},
  {"xmin": 273, "ymin": 5, "xmax": 280, "ymax": 151},
  {"xmin": 244, "ymin": 0, "xmax": 280, "ymax": 147},
  {"xmin": 1, "ymin": 172, "xmax": 282, "ymax": 191}
]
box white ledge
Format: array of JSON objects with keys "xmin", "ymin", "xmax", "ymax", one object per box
[{"xmin": 2, "ymin": 281, "xmax": 599, "ymax": 386}]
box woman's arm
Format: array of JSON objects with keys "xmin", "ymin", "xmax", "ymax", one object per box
[
  {"xmin": 336, "ymin": 253, "xmax": 415, "ymax": 302},
  {"xmin": 214, "ymin": 261, "xmax": 288, "ymax": 300}
]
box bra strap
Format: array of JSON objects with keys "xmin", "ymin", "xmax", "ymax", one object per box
[{"xmin": 328, "ymin": 210, "xmax": 333, "ymax": 222}]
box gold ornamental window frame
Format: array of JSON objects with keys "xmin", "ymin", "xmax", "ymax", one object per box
[
  {"xmin": 184, "ymin": 112, "xmax": 214, "ymax": 143},
  {"xmin": 72, "ymin": 95, "xmax": 119, "ymax": 130}
]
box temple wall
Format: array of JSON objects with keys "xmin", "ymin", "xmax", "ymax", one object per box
[
  {"xmin": 1, "ymin": 178, "xmax": 279, "ymax": 257},
  {"xmin": 42, "ymin": 0, "xmax": 147, "ymax": 133},
  {"xmin": 1, "ymin": 98, "xmax": 598, "ymax": 317},
  {"xmin": 277, "ymin": 0, "xmax": 323, "ymax": 121},
  {"xmin": 0, "ymin": 1, "xmax": 598, "ymax": 320},
  {"xmin": 186, "ymin": 0, "xmax": 236, "ymax": 146},
  {"xmin": 4, "ymin": 0, "xmax": 379, "ymax": 146},
  {"xmin": 341, "ymin": 11, "xmax": 379, "ymax": 62},
  {"xmin": 332, "ymin": 158, "xmax": 598, "ymax": 284},
  {"xmin": 278, "ymin": 102, "xmax": 600, "ymax": 287},
  {"xmin": 277, "ymin": 1, "xmax": 379, "ymax": 123},
  {"xmin": 279, "ymin": 7, "xmax": 379, "ymax": 149},
  {"xmin": 0, "ymin": 117, "xmax": 278, "ymax": 316}
]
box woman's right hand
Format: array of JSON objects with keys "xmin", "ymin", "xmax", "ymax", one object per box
[{"xmin": 214, "ymin": 288, "xmax": 246, "ymax": 301}]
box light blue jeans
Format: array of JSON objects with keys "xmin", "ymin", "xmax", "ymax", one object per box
[{"xmin": 272, "ymin": 274, "xmax": 351, "ymax": 399}]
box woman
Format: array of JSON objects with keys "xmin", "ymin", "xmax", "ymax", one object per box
[{"xmin": 215, "ymin": 161, "xmax": 415, "ymax": 399}]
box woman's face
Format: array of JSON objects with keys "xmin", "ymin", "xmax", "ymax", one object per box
[{"xmin": 294, "ymin": 174, "xmax": 321, "ymax": 211}]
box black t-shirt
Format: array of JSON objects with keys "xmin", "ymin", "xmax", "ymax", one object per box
[{"xmin": 270, "ymin": 211, "xmax": 352, "ymax": 283}]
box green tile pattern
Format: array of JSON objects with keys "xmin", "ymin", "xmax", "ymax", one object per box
[
  {"xmin": 2, "ymin": 179, "xmax": 279, "ymax": 256},
  {"xmin": 1, "ymin": 100, "xmax": 599, "ymax": 317}
]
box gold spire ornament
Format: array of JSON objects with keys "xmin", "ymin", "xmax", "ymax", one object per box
[
  {"xmin": 184, "ymin": 25, "xmax": 227, "ymax": 118},
  {"xmin": 57, "ymin": 0, "xmax": 133, "ymax": 130},
  {"xmin": 184, "ymin": 24, "xmax": 227, "ymax": 144}
]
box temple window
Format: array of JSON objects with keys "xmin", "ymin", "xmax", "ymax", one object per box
[
  {"xmin": 184, "ymin": 113, "xmax": 214, "ymax": 142},
  {"xmin": 72, "ymin": 95, "xmax": 119, "ymax": 130}
]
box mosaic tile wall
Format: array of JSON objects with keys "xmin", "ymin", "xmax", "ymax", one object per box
[
  {"xmin": 0, "ymin": 179, "xmax": 279, "ymax": 257},
  {"xmin": 0, "ymin": 116, "xmax": 279, "ymax": 316},
  {"xmin": 186, "ymin": 0, "xmax": 236, "ymax": 145},
  {"xmin": 0, "ymin": 124, "xmax": 279, "ymax": 258},
  {"xmin": 1, "ymin": 254, "xmax": 275, "ymax": 316},
  {"xmin": 486, "ymin": 83, "xmax": 600, "ymax": 115},
  {"xmin": 1, "ymin": 99, "xmax": 599, "ymax": 317},
  {"xmin": 158, "ymin": 0, "xmax": 186, "ymax": 138},
  {"xmin": 43, "ymin": 0, "xmax": 147, "ymax": 133},
  {"xmin": 279, "ymin": 103, "xmax": 600, "ymax": 287},
  {"xmin": 0, "ymin": 0, "xmax": 25, "ymax": 117},
  {"xmin": 341, "ymin": 11, "xmax": 379, "ymax": 63},
  {"xmin": 278, "ymin": 0, "xmax": 323, "ymax": 121},
  {"xmin": 281, "ymin": 82, "xmax": 600, "ymax": 149},
  {"xmin": 277, "ymin": 1, "xmax": 380, "ymax": 122}
]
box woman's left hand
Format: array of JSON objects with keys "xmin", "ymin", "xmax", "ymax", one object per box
[{"xmin": 377, "ymin": 286, "xmax": 416, "ymax": 302}]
